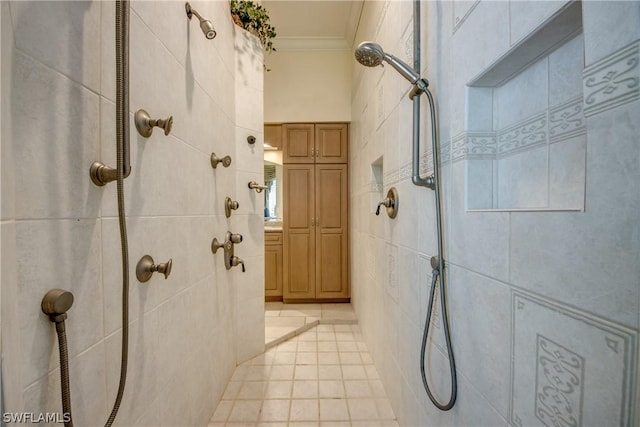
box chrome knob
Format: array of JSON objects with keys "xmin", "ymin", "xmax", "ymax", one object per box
[
  {"xmin": 225, "ymin": 197, "xmax": 240, "ymax": 218},
  {"xmin": 136, "ymin": 255, "xmax": 173, "ymax": 282},
  {"xmin": 135, "ymin": 109, "xmax": 173, "ymax": 137},
  {"xmin": 210, "ymin": 152, "xmax": 232, "ymax": 168},
  {"xmin": 230, "ymin": 256, "xmax": 245, "ymax": 272},
  {"xmin": 229, "ymin": 233, "xmax": 243, "ymax": 244}
]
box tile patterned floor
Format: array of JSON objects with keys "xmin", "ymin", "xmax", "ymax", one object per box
[
  {"xmin": 265, "ymin": 303, "xmax": 357, "ymax": 347},
  {"xmin": 209, "ymin": 324, "xmax": 398, "ymax": 427}
]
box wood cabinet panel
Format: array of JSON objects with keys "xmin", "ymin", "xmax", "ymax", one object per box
[
  {"xmin": 315, "ymin": 164, "xmax": 348, "ymax": 298},
  {"xmin": 265, "ymin": 243, "xmax": 283, "ymax": 297},
  {"xmin": 283, "ymin": 124, "xmax": 314, "ymax": 163},
  {"xmin": 265, "ymin": 230, "xmax": 283, "ymax": 299},
  {"xmin": 283, "ymin": 165, "xmax": 316, "ymax": 299},
  {"xmin": 316, "ymin": 123, "xmax": 348, "ymax": 163},
  {"xmin": 264, "ymin": 124, "xmax": 283, "ymax": 150}
]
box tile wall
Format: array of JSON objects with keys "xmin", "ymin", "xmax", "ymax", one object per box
[
  {"xmin": 1, "ymin": 1, "xmax": 264, "ymax": 425},
  {"xmin": 350, "ymin": 1, "xmax": 639, "ymax": 426}
]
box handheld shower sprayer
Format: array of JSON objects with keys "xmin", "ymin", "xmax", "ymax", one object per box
[
  {"xmin": 185, "ymin": 2, "xmax": 216, "ymax": 40},
  {"xmin": 354, "ymin": 41, "xmax": 428, "ymax": 96},
  {"xmin": 355, "ymin": 23, "xmax": 458, "ymax": 412}
]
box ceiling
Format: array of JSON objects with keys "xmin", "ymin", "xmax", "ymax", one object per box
[{"xmin": 262, "ymin": 0, "xmax": 364, "ymax": 50}]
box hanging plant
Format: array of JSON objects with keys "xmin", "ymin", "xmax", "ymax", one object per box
[{"xmin": 230, "ymin": 0, "xmax": 277, "ymax": 54}]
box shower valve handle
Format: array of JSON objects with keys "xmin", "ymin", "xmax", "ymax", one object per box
[
  {"xmin": 376, "ymin": 187, "xmax": 399, "ymax": 218},
  {"xmin": 229, "ymin": 233, "xmax": 243, "ymax": 244},
  {"xmin": 376, "ymin": 199, "xmax": 393, "ymax": 215},
  {"xmin": 135, "ymin": 109, "xmax": 173, "ymax": 137},
  {"xmin": 231, "ymin": 256, "xmax": 245, "ymax": 272}
]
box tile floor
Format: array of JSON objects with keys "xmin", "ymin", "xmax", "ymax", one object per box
[
  {"xmin": 209, "ymin": 324, "xmax": 399, "ymax": 427},
  {"xmin": 265, "ymin": 303, "xmax": 357, "ymax": 347}
]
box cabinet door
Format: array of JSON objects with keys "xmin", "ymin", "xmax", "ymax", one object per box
[
  {"xmin": 283, "ymin": 124, "xmax": 315, "ymax": 164},
  {"xmin": 265, "ymin": 243, "xmax": 283, "ymax": 298},
  {"xmin": 315, "ymin": 164, "xmax": 349, "ymax": 299},
  {"xmin": 315, "ymin": 123, "xmax": 348, "ymax": 164},
  {"xmin": 264, "ymin": 124, "xmax": 283, "ymax": 150},
  {"xmin": 283, "ymin": 165, "xmax": 316, "ymax": 299}
]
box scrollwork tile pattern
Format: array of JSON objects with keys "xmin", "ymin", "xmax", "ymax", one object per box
[
  {"xmin": 497, "ymin": 113, "xmax": 547, "ymax": 156},
  {"xmin": 510, "ymin": 292, "xmax": 637, "ymax": 427},
  {"xmin": 583, "ymin": 40, "xmax": 639, "ymax": 117},
  {"xmin": 549, "ymin": 97, "xmax": 586, "ymax": 143},
  {"xmin": 535, "ymin": 335, "xmax": 584, "ymax": 427}
]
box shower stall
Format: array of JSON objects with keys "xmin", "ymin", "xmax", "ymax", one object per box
[{"xmin": 1, "ymin": 1, "xmax": 266, "ymax": 424}]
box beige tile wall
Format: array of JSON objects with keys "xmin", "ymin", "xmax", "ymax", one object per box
[
  {"xmin": 1, "ymin": 1, "xmax": 264, "ymax": 424},
  {"xmin": 350, "ymin": 1, "xmax": 639, "ymax": 426}
]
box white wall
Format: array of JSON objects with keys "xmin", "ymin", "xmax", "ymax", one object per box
[
  {"xmin": 1, "ymin": 1, "xmax": 264, "ymax": 425},
  {"xmin": 264, "ymin": 49, "xmax": 352, "ymax": 122},
  {"xmin": 350, "ymin": 1, "xmax": 639, "ymax": 426}
]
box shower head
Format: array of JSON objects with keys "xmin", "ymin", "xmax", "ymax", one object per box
[
  {"xmin": 186, "ymin": 2, "xmax": 217, "ymax": 40},
  {"xmin": 354, "ymin": 42, "xmax": 385, "ymax": 67},
  {"xmin": 355, "ymin": 41, "xmax": 421, "ymax": 85}
]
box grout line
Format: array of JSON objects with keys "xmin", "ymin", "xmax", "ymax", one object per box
[{"xmin": 265, "ymin": 317, "xmax": 358, "ymax": 349}]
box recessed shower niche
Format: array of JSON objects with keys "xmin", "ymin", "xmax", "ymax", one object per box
[{"xmin": 464, "ymin": 2, "xmax": 586, "ymax": 211}]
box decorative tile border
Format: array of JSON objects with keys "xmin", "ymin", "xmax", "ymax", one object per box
[
  {"xmin": 510, "ymin": 291, "xmax": 637, "ymax": 427},
  {"xmin": 584, "ymin": 40, "xmax": 639, "ymax": 117},
  {"xmin": 451, "ymin": 133, "xmax": 468, "ymax": 162},
  {"xmin": 467, "ymin": 132, "xmax": 498, "ymax": 158},
  {"xmin": 549, "ymin": 97, "xmax": 586, "ymax": 143},
  {"xmin": 497, "ymin": 112, "xmax": 547, "ymax": 156},
  {"xmin": 441, "ymin": 140, "xmax": 451, "ymax": 164}
]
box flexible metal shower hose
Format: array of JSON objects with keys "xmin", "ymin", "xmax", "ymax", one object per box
[
  {"xmin": 55, "ymin": 321, "xmax": 73, "ymax": 427},
  {"xmin": 105, "ymin": 1, "xmax": 131, "ymax": 425},
  {"xmin": 419, "ymin": 87, "xmax": 458, "ymax": 411}
]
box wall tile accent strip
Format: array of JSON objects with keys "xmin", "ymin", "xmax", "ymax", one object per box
[
  {"xmin": 497, "ymin": 112, "xmax": 547, "ymax": 156},
  {"xmin": 534, "ymin": 334, "xmax": 585, "ymax": 427},
  {"xmin": 467, "ymin": 132, "xmax": 498, "ymax": 158},
  {"xmin": 510, "ymin": 291, "xmax": 637, "ymax": 427},
  {"xmin": 549, "ymin": 97, "xmax": 586, "ymax": 143},
  {"xmin": 451, "ymin": 133, "xmax": 468, "ymax": 161},
  {"xmin": 382, "ymin": 153, "xmax": 435, "ymax": 187},
  {"xmin": 583, "ymin": 40, "xmax": 639, "ymax": 117},
  {"xmin": 441, "ymin": 140, "xmax": 451, "ymax": 164}
]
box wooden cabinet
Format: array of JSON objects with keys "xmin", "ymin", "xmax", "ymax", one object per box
[
  {"xmin": 265, "ymin": 230, "xmax": 283, "ymax": 300},
  {"xmin": 264, "ymin": 124, "xmax": 282, "ymax": 150},
  {"xmin": 283, "ymin": 165, "xmax": 316, "ymax": 299},
  {"xmin": 282, "ymin": 123, "xmax": 349, "ymax": 301},
  {"xmin": 283, "ymin": 123, "xmax": 348, "ymax": 164},
  {"xmin": 315, "ymin": 164, "xmax": 349, "ymax": 299}
]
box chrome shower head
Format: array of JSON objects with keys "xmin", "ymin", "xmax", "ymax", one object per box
[
  {"xmin": 186, "ymin": 2, "xmax": 217, "ymax": 40},
  {"xmin": 355, "ymin": 41, "xmax": 421, "ymax": 85},
  {"xmin": 355, "ymin": 42, "xmax": 385, "ymax": 67}
]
